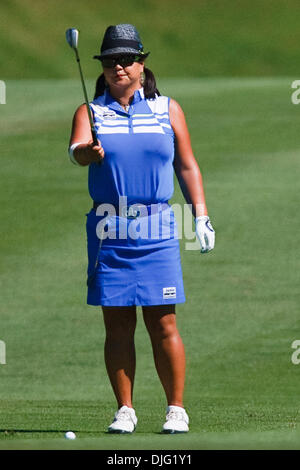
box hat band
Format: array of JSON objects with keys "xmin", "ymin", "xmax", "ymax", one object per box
[{"xmin": 101, "ymin": 38, "xmax": 142, "ymax": 52}]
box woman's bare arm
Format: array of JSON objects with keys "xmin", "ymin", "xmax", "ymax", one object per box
[
  {"xmin": 169, "ymin": 98, "xmax": 207, "ymax": 217},
  {"xmin": 69, "ymin": 104, "xmax": 104, "ymax": 166}
]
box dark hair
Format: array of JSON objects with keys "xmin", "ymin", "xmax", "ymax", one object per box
[{"xmin": 93, "ymin": 67, "xmax": 160, "ymax": 100}]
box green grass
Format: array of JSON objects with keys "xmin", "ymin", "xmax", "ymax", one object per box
[
  {"xmin": 1, "ymin": 0, "xmax": 300, "ymax": 78},
  {"xmin": 0, "ymin": 77, "xmax": 299, "ymax": 449}
]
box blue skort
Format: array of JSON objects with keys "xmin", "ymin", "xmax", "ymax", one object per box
[{"xmin": 86, "ymin": 204, "xmax": 186, "ymax": 306}]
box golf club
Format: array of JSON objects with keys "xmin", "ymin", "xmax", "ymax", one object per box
[{"xmin": 66, "ymin": 28, "xmax": 101, "ymax": 159}]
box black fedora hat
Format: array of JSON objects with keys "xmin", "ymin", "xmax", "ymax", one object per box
[{"xmin": 93, "ymin": 23, "xmax": 150, "ymax": 60}]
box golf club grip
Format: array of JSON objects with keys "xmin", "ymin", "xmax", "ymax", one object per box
[
  {"xmin": 91, "ymin": 127, "xmax": 103, "ymax": 166},
  {"xmin": 91, "ymin": 128, "xmax": 98, "ymax": 146}
]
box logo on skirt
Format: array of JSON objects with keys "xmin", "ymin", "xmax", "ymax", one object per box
[{"xmin": 163, "ymin": 287, "xmax": 176, "ymax": 299}]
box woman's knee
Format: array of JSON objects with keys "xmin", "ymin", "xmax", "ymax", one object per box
[
  {"xmin": 142, "ymin": 306, "xmax": 177, "ymax": 339},
  {"xmin": 103, "ymin": 306, "xmax": 137, "ymax": 339}
]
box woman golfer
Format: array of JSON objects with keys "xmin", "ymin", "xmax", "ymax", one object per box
[{"xmin": 68, "ymin": 24, "xmax": 215, "ymax": 434}]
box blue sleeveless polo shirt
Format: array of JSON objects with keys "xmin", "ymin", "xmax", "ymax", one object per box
[{"xmin": 89, "ymin": 88, "xmax": 174, "ymax": 205}]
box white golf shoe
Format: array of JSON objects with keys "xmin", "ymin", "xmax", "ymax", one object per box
[
  {"xmin": 162, "ymin": 405, "xmax": 189, "ymax": 434},
  {"xmin": 108, "ymin": 405, "xmax": 137, "ymax": 434}
]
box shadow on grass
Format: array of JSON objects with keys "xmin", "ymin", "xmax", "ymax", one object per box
[
  {"xmin": 0, "ymin": 429, "xmax": 106, "ymax": 436},
  {"xmin": 0, "ymin": 429, "xmax": 165, "ymax": 435},
  {"xmin": 0, "ymin": 429, "xmax": 78, "ymax": 434}
]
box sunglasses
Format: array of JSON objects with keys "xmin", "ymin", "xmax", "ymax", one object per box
[{"xmin": 100, "ymin": 54, "xmax": 142, "ymax": 68}]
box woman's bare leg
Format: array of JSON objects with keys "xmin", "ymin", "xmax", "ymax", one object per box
[
  {"xmin": 102, "ymin": 306, "xmax": 137, "ymax": 408},
  {"xmin": 142, "ymin": 305, "xmax": 186, "ymax": 407}
]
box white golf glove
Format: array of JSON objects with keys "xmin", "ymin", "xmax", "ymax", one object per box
[{"xmin": 195, "ymin": 216, "xmax": 215, "ymax": 253}]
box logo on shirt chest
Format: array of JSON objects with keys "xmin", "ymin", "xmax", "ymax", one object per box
[{"xmin": 103, "ymin": 110, "xmax": 117, "ymax": 120}]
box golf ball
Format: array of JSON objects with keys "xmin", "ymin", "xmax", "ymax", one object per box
[{"xmin": 65, "ymin": 431, "xmax": 76, "ymax": 440}]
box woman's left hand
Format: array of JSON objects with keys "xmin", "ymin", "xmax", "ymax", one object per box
[{"xmin": 195, "ymin": 216, "xmax": 215, "ymax": 253}]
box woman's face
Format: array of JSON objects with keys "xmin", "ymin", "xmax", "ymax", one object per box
[{"xmin": 102, "ymin": 55, "xmax": 144, "ymax": 92}]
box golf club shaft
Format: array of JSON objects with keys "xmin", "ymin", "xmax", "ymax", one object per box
[{"xmin": 74, "ymin": 49, "xmax": 98, "ymax": 147}]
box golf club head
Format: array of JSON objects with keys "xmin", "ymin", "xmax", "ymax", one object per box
[{"xmin": 66, "ymin": 28, "xmax": 79, "ymax": 49}]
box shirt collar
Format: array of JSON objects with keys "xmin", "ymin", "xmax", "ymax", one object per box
[{"xmin": 104, "ymin": 87, "xmax": 144, "ymax": 113}]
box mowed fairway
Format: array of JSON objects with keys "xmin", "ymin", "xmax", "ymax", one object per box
[{"xmin": 0, "ymin": 77, "xmax": 299, "ymax": 449}]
